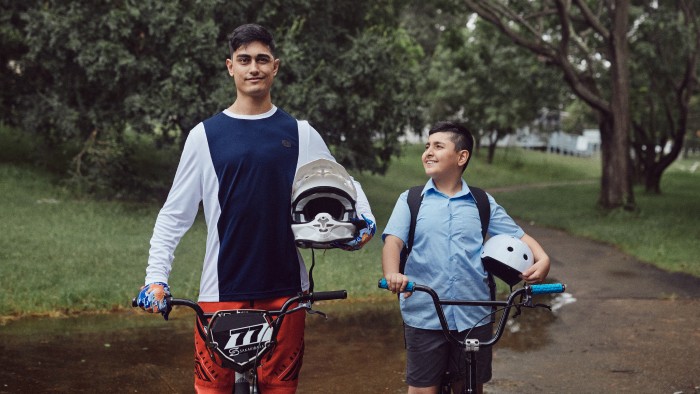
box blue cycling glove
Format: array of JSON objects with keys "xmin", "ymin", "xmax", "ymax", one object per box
[
  {"xmin": 333, "ymin": 214, "xmax": 376, "ymax": 251},
  {"xmin": 136, "ymin": 282, "xmax": 171, "ymax": 319}
]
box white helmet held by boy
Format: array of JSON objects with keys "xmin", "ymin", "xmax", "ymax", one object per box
[
  {"xmin": 291, "ymin": 159, "xmax": 358, "ymax": 249},
  {"xmin": 481, "ymin": 234, "xmax": 533, "ymax": 286}
]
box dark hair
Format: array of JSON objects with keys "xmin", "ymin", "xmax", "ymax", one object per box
[
  {"xmin": 228, "ymin": 23, "xmax": 276, "ymax": 58},
  {"xmin": 428, "ymin": 121, "xmax": 474, "ymax": 171}
]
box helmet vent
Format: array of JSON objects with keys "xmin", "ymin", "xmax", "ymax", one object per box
[
  {"xmin": 523, "ymin": 254, "xmax": 529, "ymax": 260},
  {"xmin": 507, "ymin": 246, "xmax": 514, "ymax": 252}
]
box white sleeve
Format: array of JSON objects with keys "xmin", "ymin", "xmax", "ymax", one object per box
[
  {"xmin": 145, "ymin": 124, "xmax": 205, "ymax": 284},
  {"xmin": 299, "ymin": 121, "xmax": 375, "ymax": 224}
]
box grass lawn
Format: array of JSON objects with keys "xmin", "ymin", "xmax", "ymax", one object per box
[{"xmin": 1, "ymin": 146, "xmax": 698, "ymax": 317}]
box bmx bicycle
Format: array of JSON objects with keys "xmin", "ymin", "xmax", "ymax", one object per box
[
  {"xmin": 132, "ymin": 289, "xmax": 347, "ymax": 393},
  {"xmin": 378, "ymin": 278, "xmax": 566, "ymax": 394}
]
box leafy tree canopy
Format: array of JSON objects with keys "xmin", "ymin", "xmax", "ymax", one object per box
[{"xmin": 4, "ymin": 0, "xmax": 423, "ymax": 197}]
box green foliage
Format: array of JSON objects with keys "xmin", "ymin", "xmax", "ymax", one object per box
[
  {"xmin": 4, "ymin": 0, "xmax": 427, "ymax": 197},
  {"xmin": 423, "ymin": 19, "xmax": 567, "ymax": 154},
  {"xmin": 318, "ymin": 27, "xmax": 424, "ymax": 173},
  {"xmin": 268, "ymin": 2, "xmax": 424, "ymax": 173},
  {"xmin": 627, "ymin": 2, "xmax": 700, "ymax": 190}
]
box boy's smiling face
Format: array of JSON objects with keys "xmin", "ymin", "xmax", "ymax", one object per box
[{"xmin": 422, "ymin": 131, "xmax": 470, "ymax": 181}]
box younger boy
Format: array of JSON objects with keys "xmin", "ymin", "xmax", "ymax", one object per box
[{"xmin": 382, "ymin": 121, "xmax": 550, "ymax": 394}]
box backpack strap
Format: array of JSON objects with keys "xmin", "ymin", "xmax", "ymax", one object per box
[
  {"xmin": 469, "ymin": 186, "xmax": 497, "ymax": 310},
  {"xmin": 399, "ymin": 186, "xmax": 424, "ymax": 274},
  {"xmin": 469, "ymin": 186, "xmax": 490, "ymax": 241},
  {"xmin": 400, "ymin": 185, "xmax": 491, "ymax": 274}
]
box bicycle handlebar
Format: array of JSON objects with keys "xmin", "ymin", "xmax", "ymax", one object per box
[
  {"xmin": 311, "ymin": 290, "xmax": 348, "ymax": 302},
  {"xmin": 131, "ymin": 290, "xmax": 348, "ymax": 323},
  {"xmin": 377, "ymin": 278, "xmax": 565, "ymax": 295},
  {"xmin": 377, "ymin": 277, "xmax": 566, "ymax": 349}
]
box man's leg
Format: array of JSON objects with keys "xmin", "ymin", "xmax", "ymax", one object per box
[
  {"xmin": 193, "ymin": 301, "xmax": 242, "ymax": 393},
  {"xmin": 254, "ymin": 297, "xmax": 306, "ymax": 394}
]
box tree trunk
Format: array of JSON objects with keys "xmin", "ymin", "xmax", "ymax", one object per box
[
  {"xmin": 487, "ymin": 140, "xmax": 497, "ymax": 164},
  {"xmin": 600, "ymin": 0, "xmax": 635, "ymax": 210},
  {"xmin": 645, "ymin": 167, "xmax": 662, "ymax": 194}
]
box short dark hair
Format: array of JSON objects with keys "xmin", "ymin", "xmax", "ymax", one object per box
[
  {"xmin": 428, "ymin": 121, "xmax": 474, "ymax": 171},
  {"xmin": 228, "ymin": 23, "xmax": 276, "ymax": 58}
]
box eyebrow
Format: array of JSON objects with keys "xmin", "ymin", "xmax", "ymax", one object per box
[{"xmin": 235, "ymin": 54, "xmax": 273, "ymax": 60}]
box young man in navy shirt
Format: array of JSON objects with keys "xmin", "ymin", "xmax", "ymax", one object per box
[{"xmin": 136, "ymin": 23, "xmax": 375, "ymax": 393}]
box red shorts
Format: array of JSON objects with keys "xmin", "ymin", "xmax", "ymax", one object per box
[{"xmin": 193, "ymin": 297, "xmax": 306, "ymax": 394}]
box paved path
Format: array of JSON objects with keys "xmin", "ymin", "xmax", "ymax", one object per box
[{"xmin": 488, "ymin": 223, "xmax": 700, "ymax": 393}]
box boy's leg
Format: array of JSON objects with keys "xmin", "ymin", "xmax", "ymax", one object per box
[{"xmin": 404, "ymin": 325, "xmax": 450, "ymax": 392}]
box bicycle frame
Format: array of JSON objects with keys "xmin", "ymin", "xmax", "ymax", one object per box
[
  {"xmin": 378, "ymin": 279, "xmax": 565, "ymax": 394},
  {"xmin": 133, "ymin": 290, "xmax": 347, "ymax": 393}
]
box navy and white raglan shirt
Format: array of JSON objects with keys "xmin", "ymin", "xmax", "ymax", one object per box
[{"xmin": 145, "ymin": 106, "xmax": 374, "ymax": 302}]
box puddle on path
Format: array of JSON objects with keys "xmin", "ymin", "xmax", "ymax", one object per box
[{"xmin": 0, "ymin": 298, "xmax": 563, "ymax": 393}]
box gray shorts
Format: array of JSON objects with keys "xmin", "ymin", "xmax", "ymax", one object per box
[{"xmin": 404, "ymin": 323, "xmax": 493, "ymax": 387}]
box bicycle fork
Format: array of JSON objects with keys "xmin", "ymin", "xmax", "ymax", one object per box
[
  {"xmin": 464, "ymin": 339, "xmax": 480, "ymax": 394},
  {"xmin": 234, "ymin": 371, "xmax": 258, "ymax": 394},
  {"xmin": 440, "ymin": 339, "xmax": 481, "ymax": 394}
]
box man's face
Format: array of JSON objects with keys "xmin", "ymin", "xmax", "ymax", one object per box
[
  {"xmin": 226, "ymin": 41, "xmax": 280, "ymax": 99},
  {"xmin": 422, "ymin": 132, "xmax": 469, "ymax": 179}
]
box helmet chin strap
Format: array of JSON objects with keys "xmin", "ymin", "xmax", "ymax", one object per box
[{"xmin": 308, "ymin": 249, "xmax": 316, "ymax": 293}]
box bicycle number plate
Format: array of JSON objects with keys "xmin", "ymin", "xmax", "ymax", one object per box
[{"xmin": 207, "ymin": 309, "xmax": 274, "ymax": 372}]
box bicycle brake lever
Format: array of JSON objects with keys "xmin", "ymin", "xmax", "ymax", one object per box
[
  {"xmin": 307, "ymin": 309, "xmax": 328, "ymax": 319},
  {"xmin": 161, "ymin": 300, "xmax": 173, "ymax": 321},
  {"xmin": 512, "ymin": 305, "xmax": 523, "ymax": 318},
  {"xmin": 534, "ymin": 303, "xmax": 552, "ymax": 311}
]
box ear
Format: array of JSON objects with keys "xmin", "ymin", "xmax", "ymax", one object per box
[
  {"xmin": 226, "ymin": 58, "xmax": 234, "ymax": 77},
  {"xmin": 459, "ymin": 150, "xmax": 470, "ymax": 167},
  {"xmin": 273, "ymin": 58, "xmax": 280, "ymax": 76}
]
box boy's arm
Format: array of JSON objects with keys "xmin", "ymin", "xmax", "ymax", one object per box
[
  {"xmin": 382, "ymin": 235, "xmax": 412, "ymax": 296},
  {"xmin": 519, "ymin": 233, "xmax": 550, "ymax": 284}
]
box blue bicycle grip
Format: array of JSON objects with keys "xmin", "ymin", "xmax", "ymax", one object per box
[
  {"xmin": 530, "ymin": 283, "xmax": 566, "ymax": 294},
  {"xmin": 378, "ymin": 278, "xmax": 415, "ymax": 292}
]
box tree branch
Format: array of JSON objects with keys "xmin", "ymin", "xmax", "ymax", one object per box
[
  {"xmin": 572, "ymin": 0, "xmax": 610, "ymax": 38},
  {"xmin": 465, "ymin": 0, "xmax": 610, "ymax": 113}
]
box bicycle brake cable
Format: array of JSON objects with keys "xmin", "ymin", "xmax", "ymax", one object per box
[{"xmin": 533, "ymin": 303, "xmax": 552, "ymax": 311}]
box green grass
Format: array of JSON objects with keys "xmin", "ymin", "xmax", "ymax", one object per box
[
  {"xmin": 1, "ymin": 145, "xmax": 698, "ymax": 317},
  {"xmin": 0, "ymin": 165, "xmax": 206, "ymax": 316}
]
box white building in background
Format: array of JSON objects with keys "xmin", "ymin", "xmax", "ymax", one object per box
[
  {"xmin": 476, "ymin": 126, "xmax": 601, "ymax": 157},
  {"xmin": 547, "ymin": 129, "xmax": 600, "ymax": 156}
]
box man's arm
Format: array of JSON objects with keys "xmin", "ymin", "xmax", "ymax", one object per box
[{"xmin": 145, "ymin": 124, "xmax": 205, "ymax": 284}]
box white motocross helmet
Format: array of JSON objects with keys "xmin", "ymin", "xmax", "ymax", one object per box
[
  {"xmin": 291, "ymin": 159, "xmax": 358, "ymax": 249},
  {"xmin": 481, "ymin": 234, "xmax": 533, "ymax": 286}
]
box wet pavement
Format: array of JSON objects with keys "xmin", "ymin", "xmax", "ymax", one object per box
[{"xmin": 1, "ymin": 222, "xmax": 699, "ymax": 393}]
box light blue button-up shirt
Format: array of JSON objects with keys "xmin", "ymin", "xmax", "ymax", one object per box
[{"xmin": 382, "ymin": 179, "xmax": 524, "ymax": 332}]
